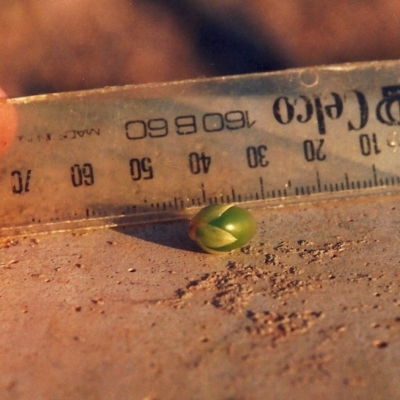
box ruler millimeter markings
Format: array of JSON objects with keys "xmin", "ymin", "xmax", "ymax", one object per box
[{"xmin": 1, "ymin": 60, "xmax": 400, "ymax": 237}]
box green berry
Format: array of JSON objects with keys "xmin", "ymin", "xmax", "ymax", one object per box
[{"xmin": 188, "ymin": 204, "xmax": 257, "ymax": 254}]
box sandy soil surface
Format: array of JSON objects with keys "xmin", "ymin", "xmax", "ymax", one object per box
[{"xmin": 0, "ymin": 193, "xmax": 399, "ymax": 400}]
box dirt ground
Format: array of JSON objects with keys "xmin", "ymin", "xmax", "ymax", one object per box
[{"xmin": 0, "ymin": 193, "xmax": 399, "ymax": 400}]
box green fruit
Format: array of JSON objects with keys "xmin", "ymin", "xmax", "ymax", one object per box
[{"xmin": 188, "ymin": 204, "xmax": 257, "ymax": 254}]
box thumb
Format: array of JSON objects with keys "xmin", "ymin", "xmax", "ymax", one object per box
[
  {"xmin": 0, "ymin": 87, "xmax": 8, "ymax": 100},
  {"xmin": 0, "ymin": 86, "xmax": 18, "ymax": 156}
]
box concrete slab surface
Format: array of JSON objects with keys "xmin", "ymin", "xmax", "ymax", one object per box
[{"xmin": 0, "ymin": 194, "xmax": 399, "ymax": 400}]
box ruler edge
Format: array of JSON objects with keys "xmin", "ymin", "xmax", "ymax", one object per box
[
  {"xmin": 1, "ymin": 186, "xmax": 399, "ymax": 239},
  {"xmin": 6, "ymin": 59, "xmax": 400, "ymax": 104}
]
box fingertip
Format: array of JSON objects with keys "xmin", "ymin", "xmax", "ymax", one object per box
[
  {"xmin": 0, "ymin": 87, "xmax": 18, "ymax": 156},
  {"xmin": 0, "ymin": 87, "xmax": 8, "ymax": 100}
]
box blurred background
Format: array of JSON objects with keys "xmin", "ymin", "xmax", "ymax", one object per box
[{"xmin": 1, "ymin": 0, "xmax": 400, "ymax": 98}]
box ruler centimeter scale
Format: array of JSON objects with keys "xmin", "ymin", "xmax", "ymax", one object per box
[{"xmin": 1, "ymin": 60, "xmax": 400, "ymax": 237}]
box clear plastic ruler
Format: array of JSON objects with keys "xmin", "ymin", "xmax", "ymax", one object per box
[{"xmin": 1, "ymin": 60, "xmax": 400, "ymax": 237}]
